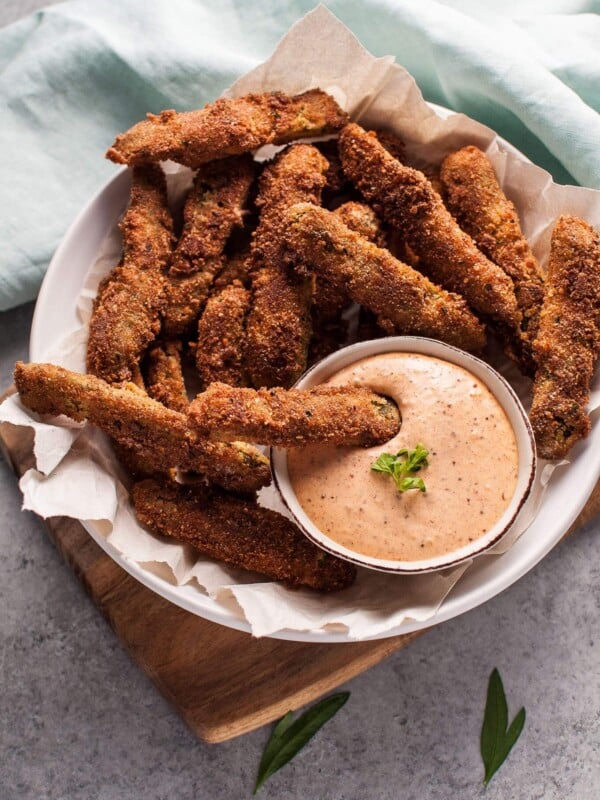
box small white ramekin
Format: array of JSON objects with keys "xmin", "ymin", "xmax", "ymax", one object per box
[{"xmin": 271, "ymin": 336, "xmax": 537, "ymax": 574}]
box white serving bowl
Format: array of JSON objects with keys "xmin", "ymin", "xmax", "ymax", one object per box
[{"xmin": 271, "ymin": 337, "xmax": 537, "ymax": 574}]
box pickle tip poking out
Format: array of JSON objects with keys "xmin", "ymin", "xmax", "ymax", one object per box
[{"xmin": 188, "ymin": 382, "xmax": 401, "ymax": 447}]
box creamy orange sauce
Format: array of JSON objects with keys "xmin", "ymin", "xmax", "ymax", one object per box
[{"xmin": 287, "ymin": 353, "xmax": 518, "ymax": 561}]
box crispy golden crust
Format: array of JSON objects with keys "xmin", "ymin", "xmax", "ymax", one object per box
[
  {"xmin": 169, "ymin": 156, "xmax": 255, "ymax": 276},
  {"xmin": 115, "ymin": 165, "xmax": 174, "ymax": 269},
  {"xmin": 196, "ymin": 282, "xmax": 250, "ymax": 388},
  {"xmin": 441, "ymin": 145, "xmax": 544, "ymax": 370},
  {"xmin": 309, "ymin": 201, "xmax": 385, "ymax": 364},
  {"xmin": 162, "ymin": 271, "xmax": 216, "ymax": 339},
  {"xmin": 163, "ymin": 157, "xmax": 255, "ymax": 337},
  {"xmin": 529, "ymin": 216, "xmax": 600, "ymax": 459},
  {"xmin": 334, "ymin": 201, "xmax": 386, "ymax": 248},
  {"xmin": 244, "ymin": 144, "xmax": 329, "ymax": 388},
  {"xmin": 244, "ymin": 265, "xmax": 313, "ymax": 388},
  {"xmin": 102, "ymin": 379, "xmax": 172, "ymax": 480},
  {"xmin": 106, "ymin": 89, "xmax": 348, "ymax": 167},
  {"xmin": 144, "ymin": 340, "xmax": 189, "ymax": 413},
  {"xmin": 87, "ymin": 164, "xmax": 174, "ymax": 384},
  {"xmin": 189, "ymin": 382, "xmax": 400, "ymax": 446},
  {"xmin": 132, "ymin": 479, "xmax": 356, "ymax": 591},
  {"xmin": 375, "ymin": 129, "xmax": 406, "ymax": 162},
  {"xmin": 282, "ymin": 203, "xmax": 486, "ymax": 351},
  {"xmin": 313, "ymin": 201, "xmax": 386, "ymax": 319},
  {"xmin": 212, "ymin": 248, "xmax": 252, "ymax": 290},
  {"xmin": 376, "ymin": 127, "xmax": 442, "ymax": 193},
  {"xmin": 338, "ymin": 124, "xmax": 520, "ymax": 330},
  {"xmin": 14, "ymin": 362, "xmax": 270, "ymax": 493}
]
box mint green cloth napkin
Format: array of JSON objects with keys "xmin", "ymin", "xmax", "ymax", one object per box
[{"xmin": 1, "ymin": 0, "xmax": 599, "ymax": 310}]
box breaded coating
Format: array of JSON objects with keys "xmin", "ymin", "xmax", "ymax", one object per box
[
  {"xmin": 440, "ymin": 145, "xmax": 545, "ymax": 370},
  {"xmin": 212, "ymin": 248, "xmax": 252, "ymax": 290},
  {"xmin": 245, "ymin": 266, "xmax": 313, "ymax": 388},
  {"xmin": 189, "ymin": 382, "xmax": 400, "ymax": 447},
  {"xmin": 375, "ymin": 129, "xmax": 405, "ymax": 162},
  {"xmin": 106, "ymin": 89, "xmax": 348, "ymax": 167},
  {"xmin": 529, "ymin": 216, "xmax": 600, "ymax": 459},
  {"xmin": 87, "ymin": 164, "xmax": 174, "ymax": 384},
  {"xmin": 163, "ymin": 156, "xmax": 255, "ymax": 337},
  {"xmin": 103, "ymin": 379, "xmax": 173, "ymax": 480},
  {"xmin": 196, "ymin": 282, "xmax": 250, "ymax": 388},
  {"xmin": 376, "ymin": 127, "xmax": 441, "ymax": 192},
  {"xmin": 282, "ymin": 203, "xmax": 486, "ymax": 352},
  {"xmin": 338, "ymin": 124, "xmax": 520, "ymax": 330},
  {"xmin": 14, "ymin": 362, "xmax": 270, "ymax": 493},
  {"xmin": 162, "ymin": 272, "xmax": 216, "ymax": 339},
  {"xmin": 244, "ymin": 144, "xmax": 329, "ymax": 388},
  {"xmin": 170, "ymin": 156, "xmax": 255, "ymax": 276},
  {"xmin": 132, "ymin": 479, "xmax": 356, "ymax": 591},
  {"xmin": 144, "ymin": 340, "xmax": 189, "ymax": 413},
  {"xmin": 334, "ymin": 201, "xmax": 386, "ymax": 248},
  {"xmin": 316, "ymin": 200, "xmax": 386, "ymax": 318},
  {"xmin": 309, "ymin": 201, "xmax": 386, "ymax": 364}
]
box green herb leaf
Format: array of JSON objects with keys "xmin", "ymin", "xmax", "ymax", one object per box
[
  {"xmin": 398, "ymin": 476, "xmax": 426, "ymax": 493},
  {"xmin": 255, "ymin": 711, "xmax": 294, "ymax": 788},
  {"xmin": 370, "ymin": 452, "xmax": 397, "ymax": 474},
  {"xmin": 254, "ymin": 692, "xmax": 350, "ymax": 794},
  {"xmin": 481, "ymin": 669, "xmax": 526, "ymax": 787},
  {"xmin": 371, "ymin": 443, "xmax": 429, "ymax": 493}
]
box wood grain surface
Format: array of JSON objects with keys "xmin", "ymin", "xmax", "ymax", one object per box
[{"xmin": 2, "ymin": 387, "xmax": 598, "ymax": 743}]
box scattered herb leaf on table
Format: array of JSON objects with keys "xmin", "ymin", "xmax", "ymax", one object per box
[
  {"xmin": 254, "ymin": 692, "xmax": 350, "ymax": 793},
  {"xmin": 481, "ymin": 668, "xmax": 526, "ymax": 786}
]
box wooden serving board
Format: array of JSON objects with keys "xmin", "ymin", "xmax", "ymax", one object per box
[{"xmin": 2, "ymin": 386, "xmax": 599, "ymax": 743}]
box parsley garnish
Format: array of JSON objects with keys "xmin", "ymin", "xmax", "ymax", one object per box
[{"xmin": 371, "ymin": 443, "xmax": 429, "ymax": 493}]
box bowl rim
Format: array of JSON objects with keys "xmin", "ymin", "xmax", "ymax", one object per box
[{"xmin": 271, "ymin": 336, "xmax": 537, "ymax": 574}]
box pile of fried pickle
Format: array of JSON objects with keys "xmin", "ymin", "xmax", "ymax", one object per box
[{"xmin": 15, "ymin": 89, "xmax": 600, "ymax": 591}]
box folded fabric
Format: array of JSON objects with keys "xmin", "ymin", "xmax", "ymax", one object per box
[{"xmin": 1, "ymin": 0, "xmax": 599, "ymax": 311}]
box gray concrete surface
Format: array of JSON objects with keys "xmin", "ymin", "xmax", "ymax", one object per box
[{"xmin": 1, "ymin": 2, "xmax": 599, "ymax": 799}]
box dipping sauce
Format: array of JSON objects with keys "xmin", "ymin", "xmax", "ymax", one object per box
[{"xmin": 287, "ymin": 353, "xmax": 518, "ymax": 562}]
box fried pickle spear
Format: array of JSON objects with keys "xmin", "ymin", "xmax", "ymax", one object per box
[
  {"xmin": 132, "ymin": 479, "xmax": 356, "ymax": 591},
  {"xmin": 189, "ymin": 382, "xmax": 400, "ymax": 447},
  {"xmin": 309, "ymin": 201, "xmax": 386, "ymax": 364},
  {"xmin": 14, "ymin": 362, "xmax": 270, "ymax": 493},
  {"xmin": 441, "ymin": 145, "xmax": 545, "ymax": 369},
  {"xmin": 244, "ymin": 144, "xmax": 328, "ymax": 388},
  {"xmin": 282, "ymin": 203, "xmax": 486, "ymax": 351},
  {"xmin": 316, "ymin": 200, "xmax": 386, "ymax": 315},
  {"xmin": 106, "ymin": 89, "xmax": 348, "ymax": 167},
  {"xmin": 338, "ymin": 124, "xmax": 520, "ymax": 331},
  {"xmin": 163, "ymin": 156, "xmax": 255, "ymax": 337},
  {"xmin": 529, "ymin": 216, "xmax": 600, "ymax": 459},
  {"xmin": 196, "ymin": 282, "xmax": 250, "ymax": 388},
  {"xmin": 87, "ymin": 164, "xmax": 174, "ymax": 384},
  {"xmin": 144, "ymin": 340, "xmax": 189, "ymax": 413}
]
